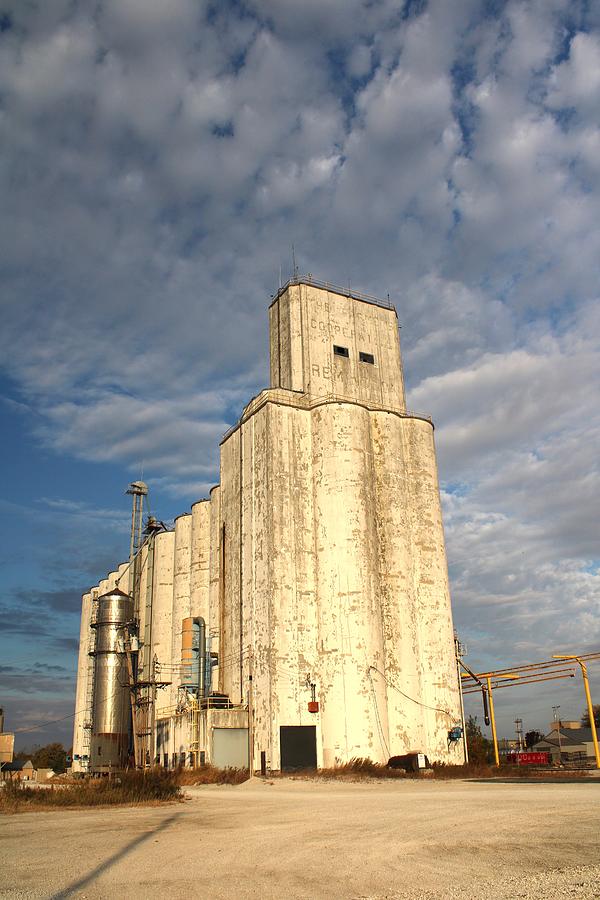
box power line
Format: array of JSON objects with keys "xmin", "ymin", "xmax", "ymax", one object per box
[{"xmin": 369, "ymin": 666, "xmax": 455, "ymax": 720}]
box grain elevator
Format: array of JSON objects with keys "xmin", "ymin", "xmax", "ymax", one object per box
[{"xmin": 72, "ymin": 277, "xmax": 465, "ymax": 773}]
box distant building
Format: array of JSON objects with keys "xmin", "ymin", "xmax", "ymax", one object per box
[
  {"xmin": 533, "ymin": 727, "xmax": 597, "ymax": 764},
  {"xmin": 497, "ymin": 738, "xmax": 520, "ymax": 757},
  {"xmin": 0, "ymin": 759, "xmax": 34, "ymax": 781},
  {"xmin": 0, "ymin": 732, "xmax": 15, "ymax": 765},
  {"xmin": 0, "ymin": 708, "xmax": 15, "ymax": 765},
  {"xmin": 547, "ymin": 720, "xmax": 580, "ymax": 732}
]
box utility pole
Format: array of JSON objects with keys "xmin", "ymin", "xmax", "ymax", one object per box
[
  {"xmin": 247, "ymin": 652, "xmax": 254, "ymax": 779},
  {"xmin": 454, "ymin": 634, "xmax": 468, "ymax": 763},
  {"xmin": 126, "ymin": 481, "xmax": 148, "ymax": 601},
  {"xmin": 123, "ymin": 625, "xmax": 140, "ymax": 768},
  {"xmin": 514, "ymin": 718, "xmax": 523, "ymax": 752},
  {"xmin": 552, "ymin": 705, "xmax": 562, "ymax": 766}
]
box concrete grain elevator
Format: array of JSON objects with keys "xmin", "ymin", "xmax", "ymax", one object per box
[{"xmin": 72, "ymin": 277, "xmax": 465, "ymax": 773}]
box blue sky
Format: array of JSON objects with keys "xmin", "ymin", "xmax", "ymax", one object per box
[{"xmin": 1, "ymin": 0, "xmax": 599, "ymax": 750}]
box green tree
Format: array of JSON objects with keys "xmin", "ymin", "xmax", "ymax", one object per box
[
  {"xmin": 581, "ymin": 705, "xmax": 600, "ymax": 728},
  {"xmin": 31, "ymin": 743, "xmax": 67, "ymax": 773},
  {"xmin": 466, "ymin": 715, "xmax": 492, "ymax": 764},
  {"xmin": 525, "ymin": 730, "xmax": 544, "ymax": 748},
  {"xmin": 14, "ymin": 747, "xmax": 35, "ymax": 761}
]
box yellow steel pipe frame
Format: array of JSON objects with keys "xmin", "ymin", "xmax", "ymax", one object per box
[
  {"xmin": 554, "ymin": 655, "xmax": 600, "ymax": 770},
  {"xmin": 463, "ymin": 672, "xmax": 575, "ymax": 695},
  {"xmin": 484, "ymin": 674, "xmax": 518, "ymax": 767},
  {"xmin": 469, "ymin": 653, "xmax": 600, "ymax": 679},
  {"xmin": 462, "ymin": 665, "xmax": 582, "ymax": 765},
  {"xmin": 460, "ymin": 652, "xmax": 599, "ymax": 767}
]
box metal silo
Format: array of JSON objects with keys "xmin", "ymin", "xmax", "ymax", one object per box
[{"xmin": 90, "ymin": 588, "xmax": 134, "ymax": 772}]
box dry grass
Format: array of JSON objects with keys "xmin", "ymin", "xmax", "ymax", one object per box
[
  {"xmin": 0, "ymin": 769, "xmax": 181, "ymax": 814},
  {"xmin": 285, "ymin": 757, "xmax": 407, "ymax": 781},
  {"xmin": 175, "ymin": 764, "xmax": 249, "ymax": 786},
  {"xmin": 281, "ymin": 758, "xmax": 588, "ymax": 781},
  {"xmin": 431, "ymin": 762, "xmax": 591, "ymax": 779}
]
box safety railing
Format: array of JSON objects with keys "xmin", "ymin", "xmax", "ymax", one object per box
[{"xmin": 272, "ymin": 274, "xmax": 394, "ymax": 310}]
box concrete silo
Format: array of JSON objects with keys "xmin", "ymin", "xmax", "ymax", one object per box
[
  {"xmin": 73, "ymin": 276, "xmax": 464, "ymax": 772},
  {"xmin": 218, "ymin": 279, "xmax": 464, "ymax": 768},
  {"xmin": 89, "ymin": 589, "xmax": 134, "ymax": 771}
]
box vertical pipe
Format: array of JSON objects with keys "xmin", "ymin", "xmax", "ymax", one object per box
[
  {"xmin": 455, "ymin": 639, "xmax": 468, "ymax": 764},
  {"xmin": 580, "ymin": 661, "xmax": 600, "ymax": 769},
  {"xmin": 239, "ymin": 426, "xmax": 244, "ymax": 703},
  {"xmin": 197, "ymin": 618, "xmax": 206, "ymax": 699},
  {"xmin": 248, "ymin": 652, "xmax": 254, "ymax": 777},
  {"xmin": 137, "ymin": 494, "xmax": 144, "ymax": 556},
  {"xmin": 142, "ymin": 533, "xmax": 156, "ymax": 766},
  {"xmin": 219, "ymin": 523, "xmax": 225, "ymax": 693},
  {"xmin": 487, "ymin": 676, "xmax": 500, "ymax": 767},
  {"xmin": 129, "ymin": 496, "xmax": 136, "ymax": 564}
]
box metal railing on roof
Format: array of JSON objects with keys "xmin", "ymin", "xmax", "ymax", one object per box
[{"xmin": 271, "ymin": 274, "xmax": 394, "ymax": 310}]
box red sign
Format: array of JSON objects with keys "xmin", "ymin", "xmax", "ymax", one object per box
[{"xmin": 506, "ymin": 751, "xmax": 549, "ymax": 765}]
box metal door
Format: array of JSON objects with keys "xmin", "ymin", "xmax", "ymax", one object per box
[
  {"xmin": 212, "ymin": 727, "xmax": 249, "ymax": 768},
  {"xmin": 280, "ymin": 725, "xmax": 317, "ymax": 770}
]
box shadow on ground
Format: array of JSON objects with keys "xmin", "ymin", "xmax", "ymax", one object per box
[{"xmin": 50, "ymin": 812, "xmax": 182, "ymax": 899}]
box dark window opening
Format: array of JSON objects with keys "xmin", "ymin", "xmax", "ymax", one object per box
[
  {"xmin": 359, "ymin": 351, "xmax": 375, "ymax": 364},
  {"xmin": 333, "ymin": 345, "xmax": 349, "ymax": 358}
]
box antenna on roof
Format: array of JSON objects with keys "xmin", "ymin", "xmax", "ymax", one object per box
[{"xmin": 291, "ymin": 245, "xmax": 298, "ymax": 279}]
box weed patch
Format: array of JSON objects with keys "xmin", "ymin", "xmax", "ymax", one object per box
[
  {"xmin": 175, "ymin": 765, "xmax": 249, "ymax": 786},
  {"xmin": 285, "ymin": 757, "xmax": 407, "ymax": 781},
  {"xmin": 0, "ymin": 769, "xmax": 181, "ymax": 813}
]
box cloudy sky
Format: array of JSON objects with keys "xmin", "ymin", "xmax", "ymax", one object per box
[{"xmin": 1, "ymin": 0, "xmax": 599, "ymax": 751}]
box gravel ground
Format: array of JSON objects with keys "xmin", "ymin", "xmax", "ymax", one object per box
[
  {"xmin": 1, "ymin": 779, "xmax": 599, "ymax": 899},
  {"xmin": 368, "ymin": 865, "xmax": 600, "ymax": 899}
]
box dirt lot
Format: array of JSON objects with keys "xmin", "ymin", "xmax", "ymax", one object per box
[{"xmin": 1, "ymin": 778, "xmax": 599, "ymax": 899}]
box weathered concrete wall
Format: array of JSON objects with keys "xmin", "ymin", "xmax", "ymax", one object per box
[
  {"xmin": 71, "ymin": 591, "xmax": 92, "ymax": 772},
  {"xmin": 219, "ymin": 397, "xmax": 462, "ymax": 766},
  {"xmin": 240, "ymin": 402, "xmax": 321, "ymax": 770},
  {"xmin": 190, "ymin": 500, "xmax": 211, "ymax": 622},
  {"xmin": 75, "ymin": 280, "xmax": 463, "ymax": 769},
  {"xmin": 170, "ymin": 514, "xmax": 192, "ymax": 706},
  {"xmin": 152, "ymin": 531, "xmax": 175, "ymax": 725},
  {"xmin": 269, "ymin": 284, "xmax": 405, "ymax": 410},
  {"xmin": 402, "ymin": 417, "xmax": 461, "ymax": 760},
  {"xmin": 208, "ymin": 486, "xmax": 221, "ymax": 686},
  {"xmin": 219, "ymin": 430, "xmax": 243, "ymax": 704},
  {"xmin": 371, "ymin": 410, "xmax": 426, "ymax": 754},
  {"xmin": 311, "ymin": 402, "xmax": 389, "ymax": 766},
  {"xmin": 216, "ymin": 283, "xmax": 462, "ymax": 766}
]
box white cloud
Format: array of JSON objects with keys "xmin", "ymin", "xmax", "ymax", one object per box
[
  {"xmin": 547, "ymin": 31, "xmax": 600, "ymax": 114},
  {"xmin": 1, "ymin": 0, "xmax": 600, "ymax": 737}
]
